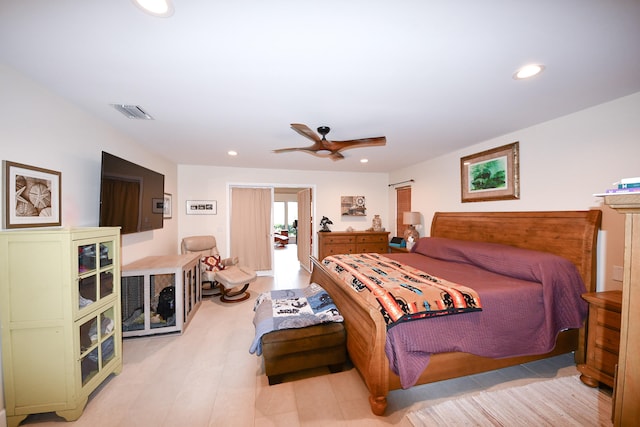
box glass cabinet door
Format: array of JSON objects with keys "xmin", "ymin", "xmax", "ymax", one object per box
[
  {"xmin": 99, "ymin": 306, "xmax": 117, "ymax": 369},
  {"xmin": 78, "ymin": 306, "xmax": 117, "ymax": 387},
  {"xmin": 79, "ymin": 315, "xmax": 98, "ymax": 386},
  {"xmin": 78, "ymin": 243, "xmax": 97, "ymax": 310},
  {"xmin": 77, "ymin": 239, "xmax": 116, "ymax": 312}
]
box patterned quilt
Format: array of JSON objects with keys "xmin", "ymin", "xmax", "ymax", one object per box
[
  {"xmin": 249, "ymin": 283, "xmax": 343, "ymax": 356},
  {"xmin": 322, "ymin": 253, "xmax": 482, "ymax": 328}
]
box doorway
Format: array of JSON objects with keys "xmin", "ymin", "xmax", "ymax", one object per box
[{"xmin": 229, "ymin": 184, "xmax": 314, "ymax": 276}]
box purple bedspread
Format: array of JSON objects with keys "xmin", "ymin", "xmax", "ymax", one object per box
[{"xmin": 383, "ymin": 237, "xmax": 588, "ymax": 389}]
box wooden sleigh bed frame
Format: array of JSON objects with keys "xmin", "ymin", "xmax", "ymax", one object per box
[{"xmin": 309, "ymin": 210, "xmax": 602, "ymax": 415}]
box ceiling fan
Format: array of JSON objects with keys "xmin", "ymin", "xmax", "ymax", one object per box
[{"xmin": 273, "ymin": 123, "xmax": 386, "ymax": 161}]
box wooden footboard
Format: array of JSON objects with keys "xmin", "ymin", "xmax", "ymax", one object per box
[
  {"xmin": 310, "ymin": 257, "xmax": 389, "ymax": 415},
  {"xmin": 310, "ymin": 210, "xmax": 602, "ymax": 415}
]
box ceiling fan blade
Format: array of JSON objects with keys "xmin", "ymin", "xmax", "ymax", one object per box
[
  {"xmin": 273, "ymin": 147, "xmax": 305, "ymax": 153},
  {"xmin": 326, "ymin": 136, "xmax": 386, "ymax": 152},
  {"xmin": 329, "ymin": 152, "xmax": 345, "ymax": 161},
  {"xmin": 290, "ymin": 123, "xmax": 322, "ymax": 143},
  {"xmin": 273, "ymin": 147, "xmax": 335, "ymax": 158}
]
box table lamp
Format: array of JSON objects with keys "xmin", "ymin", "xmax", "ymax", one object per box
[{"xmin": 403, "ymin": 212, "xmax": 421, "ymax": 243}]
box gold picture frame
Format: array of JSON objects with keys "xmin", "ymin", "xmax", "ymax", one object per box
[
  {"xmin": 3, "ymin": 160, "xmax": 62, "ymax": 228},
  {"xmin": 460, "ymin": 142, "xmax": 519, "ymax": 203}
]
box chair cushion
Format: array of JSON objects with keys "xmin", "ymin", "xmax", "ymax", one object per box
[{"xmin": 215, "ymin": 266, "xmax": 257, "ymax": 289}]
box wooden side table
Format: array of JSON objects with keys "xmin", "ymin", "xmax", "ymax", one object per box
[
  {"xmin": 577, "ymin": 290, "xmax": 622, "ymax": 388},
  {"xmin": 389, "ymin": 246, "xmax": 409, "ymax": 253}
]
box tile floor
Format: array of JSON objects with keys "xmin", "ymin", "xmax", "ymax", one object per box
[{"xmin": 20, "ymin": 245, "xmax": 588, "ymax": 426}]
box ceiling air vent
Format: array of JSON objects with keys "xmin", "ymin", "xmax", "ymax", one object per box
[{"xmin": 111, "ymin": 104, "xmax": 154, "ymax": 120}]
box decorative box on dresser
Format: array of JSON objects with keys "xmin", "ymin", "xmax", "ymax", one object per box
[
  {"xmin": 317, "ymin": 231, "xmax": 389, "ymax": 261},
  {"xmin": 577, "ymin": 291, "xmax": 622, "ymax": 388},
  {"xmin": 0, "ymin": 227, "xmax": 122, "ymax": 427},
  {"xmin": 603, "ymin": 193, "xmax": 640, "ymax": 426}
]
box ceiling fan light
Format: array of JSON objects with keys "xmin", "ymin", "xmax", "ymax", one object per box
[
  {"xmin": 132, "ymin": 0, "xmax": 174, "ymax": 17},
  {"xmin": 514, "ymin": 64, "xmax": 544, "ymax": 80}
]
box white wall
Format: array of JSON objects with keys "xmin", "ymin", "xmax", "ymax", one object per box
[
  {"xmin": 177, "ymin": 165, "xmax": 390, "ymax": 257},
  {"xmin": 389, "ymin": 91, "xmax": 640, "ymax": 291},
  {"xmin": 0, "ymin": 65, "xmax": 180, "ymax": 423},
  {"xmin": 0, "ymin": 65, "xmax": 179, "ymax": 264}
]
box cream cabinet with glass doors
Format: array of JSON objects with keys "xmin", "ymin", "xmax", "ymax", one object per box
[{"xmin": 0, "ymin": 227, "xmax": 122, "ymax": 427}]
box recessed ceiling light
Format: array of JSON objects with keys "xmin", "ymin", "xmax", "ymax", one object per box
[
  {"xmin": 513, "ymin": 64, "xmax": 545, "ymax": 80},
  {"xmin": 360, "ymin": 158, "xmax": 369, "ymax": 163},
  {"xmin": 227, "ymin": 150, "xmax": 238, "ymax": 156},
  {"xmin": 132, "ymin": 0, "xmax": 174, "ymax": 17}
]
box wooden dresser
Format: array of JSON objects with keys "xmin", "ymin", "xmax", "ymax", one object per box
[
  {"xmin": 317, "ymin": 231, "xmax": 389, "ymax": 260},
  {"xmin": 603, "ymin": 193, "xmax": 640, "ymax": 426},
  {"xmin": 578, "ymin": 291, "xmax": 622, "ymax": 388}
]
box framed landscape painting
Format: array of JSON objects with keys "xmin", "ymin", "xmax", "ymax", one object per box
[
  {"xmin": 3, "ymin": 160, "xmax": 62, "ymax": 228},
  {"xmin": 460, "ymin": 142, "xmax": 520, "ymax": 203}
]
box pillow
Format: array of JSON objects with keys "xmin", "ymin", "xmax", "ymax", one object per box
[
  {"xmin": 201, "ymin": 255, "xmax": 225, "ymax": 272},
  {"xmin": 413, "ymin": 237, "xmax": 580, "ymax": 284}
]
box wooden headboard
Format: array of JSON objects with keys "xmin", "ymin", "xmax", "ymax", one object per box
[{"xmin": 430, "ymin": 210, "xmax": 602, "ymax": 293}]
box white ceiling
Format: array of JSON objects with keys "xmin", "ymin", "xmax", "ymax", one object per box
[{"xmin": 2, "ymin": 1, "xmax": 639, "ymax": 173}]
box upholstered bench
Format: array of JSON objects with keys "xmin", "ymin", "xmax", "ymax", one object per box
[
  {"xmin": 249, "ymin": 283, "xmax": 347, "ymax": 385},
  {"xmin": 262, "ymin": 322, "xmax": 347, "ymax": 385}
]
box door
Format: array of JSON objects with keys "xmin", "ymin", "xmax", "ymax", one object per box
[{"xmin": 297, "ymin": 188, "xmax": 312, "ymax": 272}]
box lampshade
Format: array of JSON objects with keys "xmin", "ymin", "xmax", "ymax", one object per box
[{"xmin": 403, "ymin": 212, "xmax": 421, "ymax": 225}]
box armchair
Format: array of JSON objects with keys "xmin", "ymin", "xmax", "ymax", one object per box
[{"xmin": 180, "ymin": 235, "xmax": 256, "ymax": 303}]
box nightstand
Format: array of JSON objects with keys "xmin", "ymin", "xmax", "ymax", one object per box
[
  {"xmin": 389, "ymin": 246, "xmax": 409, "ymax": 253},
  {"xmin": 577, "ymin": 290, "xmax": 622, "ymax": 388}
]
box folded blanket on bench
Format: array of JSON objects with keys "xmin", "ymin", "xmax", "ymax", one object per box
[{"xmin": 249, "ymin": 283, "xmax": 343, "ymax": 356}]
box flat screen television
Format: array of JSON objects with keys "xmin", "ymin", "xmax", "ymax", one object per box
[{"xmin": 99, "ymin": 151, "xmax": 164, "ymax": 234}]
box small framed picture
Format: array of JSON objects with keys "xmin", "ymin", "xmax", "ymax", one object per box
[
  {"xmin": 3, "ymin": 161, "xmax": 62, "ymax": 228},
  {"xmin": 186, "ymin": 200, "xmax": 217, "ymax": 215},
  {"xmin": 341, "ymin": 195, "xmax": 366, "ymax": 216},
  {"xmin": 163, "ymin": 193, "xmax": 172, "ymax": 219}
]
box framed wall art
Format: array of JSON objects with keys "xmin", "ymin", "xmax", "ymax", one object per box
[
  {"xmin": 460, "ymin": 142, "xmax": 520, "ymax": 203},
  {"xmin": 163, "ymin": 193, "xmax": 172, "ymax": 219},
  {"xmin": 341, "ymin": 195, "xmax": 366, "ymax": 216},
  {"xmin": 3, "ymin": 160, "xmax": 62, "ymax": 228},
  {"xmin": 186, "ymin": 200, "xmax": 217, "ymax": 215}
]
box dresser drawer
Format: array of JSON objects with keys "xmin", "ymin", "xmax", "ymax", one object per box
[
  {"xmin": 594, "ymin": 325, "xmax": 621, "ymax": 354},
  {"xmin": 356, "ymin": 234, "xmax": 387, "ymax": 244},
  {"xmin": 595, "ymin": 306, "xmax": 621, "ymax": 330},
  {"xmin": 322, "ymin": 235, "xmax": 356, "ymax": 244},
  {"xmin": 358, "ymin": 243, "xmax": 388, "ymax": 253},
  {"xmin": 323, "ymin": 245, "xmax": 354, "ymax": 256},
  {"xmin": 589, "ymin": 346, "xmax": 618, "ymax": 377}
]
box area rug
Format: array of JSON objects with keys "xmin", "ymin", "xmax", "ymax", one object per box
[{"xmin": 407, "ymin": 375, "xmax": 612, "ymax": 426}]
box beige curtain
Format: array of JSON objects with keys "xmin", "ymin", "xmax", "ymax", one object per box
[
  {"xmin": 297, "ymin": 188, "xmax": 312, "ymax": 271},
  {"xmin": 230, "ymin": 187, "xmax": 272, "ymax": 271}
]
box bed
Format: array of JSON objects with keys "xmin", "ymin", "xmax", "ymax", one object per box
[{"xmin": 309, "ymin": 210, "xmax": 602, "ymax": 415}]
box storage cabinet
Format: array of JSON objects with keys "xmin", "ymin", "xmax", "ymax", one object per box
[
  {"xmin": 317, "ymin": 231, "xmax": 389, "ymax": 260},
  {"xmin": 577, "ymin": 291, "xmax": 622, "ymax": 388},
  {"xmin": 0, "ymin": 227, "xmax": 122, "ymax": 427},
  {"xmin": 121, "ymin": 254, "xmax": 201, "ymax": 337},
  {"xmin": 603, "ymin": 193, "xmax": 640, "ymax": 426}
]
